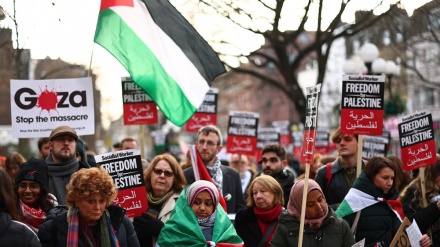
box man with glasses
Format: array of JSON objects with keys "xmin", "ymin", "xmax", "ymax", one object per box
[
  {"xmin": 315, "ymin": 127, "xmax": 364, "ymax": 210},
  {"xmin": 260, "ymin": 144, "xmax": 296, "ymax": 207},
  {"xmin": 184, "ymin": 125, "xmax": 246, "ymax": 214}
]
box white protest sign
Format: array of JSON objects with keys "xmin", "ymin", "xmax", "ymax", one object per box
[{"xmin": 10, "ymin": 77, "xmax": 95, "ymax": 138}]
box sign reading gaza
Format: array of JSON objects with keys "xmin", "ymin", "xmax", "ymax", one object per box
[
  {"xmin": 341, "ymin": 75, "xmax": 384, "ymax": 135},
  {"xmin": 122, "ymin": 77, "xmax": 158, "ymax": 125},
  {"xmin": 95, "ymin": 149, "xmax": 147, "ymax": 217},
  {"xmin": 226, "ymin": 111, "xmax": 259, "ymax": 156},
  {"xmin": 186, "ymin": 88, "xmax": 218, "ymax": 132},
  {"xmin": 10, "ymin": 77, "xmax": 95, "ymax": 138},
  {"xmin": 398, "ymin": 111, "xmax": 437, "ymax": 171}
]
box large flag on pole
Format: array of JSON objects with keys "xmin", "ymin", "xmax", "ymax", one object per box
[
  {"xmin": 189, "ymin": 145, "xmax": 227, "ymax": 212},
  {"xmin": 94, "ymin": 0, "xmax": 226, "ymax": 126}
]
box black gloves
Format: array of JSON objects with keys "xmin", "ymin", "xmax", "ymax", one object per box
[{"xmin": 133, "ymin": 212, "xmax": 164, "ymax": 237}]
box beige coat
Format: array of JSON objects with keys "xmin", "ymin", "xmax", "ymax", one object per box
[{"xmin": 151, "ymin": 192, "xmax": 180, "ymax": 246}]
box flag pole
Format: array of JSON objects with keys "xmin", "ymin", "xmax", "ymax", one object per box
[
  {"xmin": 298, "ymin": 163, "xmax": 310, "ymax": 247},
  {"xmin": 356, "ymin": 135, "xmax": 363, "ymax": 177}
]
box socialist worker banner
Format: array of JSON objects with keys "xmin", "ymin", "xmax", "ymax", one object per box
[
  {"xmin": 122, "ymin": 77, "xmax": 158, "ymax": 125},
  {"xmin": 226, "ymin": 111, "xmax": 259, "ymax": 156},
  {"xmin": 314, "ymin": 129, "xmax": 330, "ymax": 154},
  {"xmin": 272, "ymin": 120, "xmax": 291, "ymax": 146},
  {"xmin": 186, "ymin": 88, "xmax": 218, "ymax": 132},
  {"xmin": 398, "ymin": 111, "xmax": 437, "ymax": 171},
  {"xmin": 362, "ymin": 135, "xmax": 389, "ymax": 159},
  {"xmin": 10, "ymin": 77, "xmax": 95, "ymax": 138},
  {"xmin": 341, "ymin": 75, "xmax": 385, "ymax": 135},
  {"xmin": 95, "ymin": 149, "xmax": 147, "ymax": 217},
  {"xmin": 255, "ymin": 127, "xmax": 280, "ymax": 163},
  {"xmin": 301, "ymin": 84, "xmax": 321, "ymax": 163}
]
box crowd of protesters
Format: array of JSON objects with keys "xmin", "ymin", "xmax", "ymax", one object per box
[{"xmin": 0, "ymin": 124, "xmax": 439, "ymax": 247}]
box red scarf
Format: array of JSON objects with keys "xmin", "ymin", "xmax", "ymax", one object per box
[
  {"xmin": 20, "ymin": 200, "xmax": 46, "ymax": 232},
  {"xmin": 254, "ymin": 205, "xmax": 282, "ymax": 247}
]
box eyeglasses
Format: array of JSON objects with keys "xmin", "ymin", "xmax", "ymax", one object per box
[
  {"xmin": 18, "ymin": 182, "xmax": 41, "ymax": 190},
  {"xmin": 153, "ymin": 168, "xmax": 174, "ymax": 177},
  {"xmin": 197, "ymin": 140, "xmax": 218, "ymax": 147}
]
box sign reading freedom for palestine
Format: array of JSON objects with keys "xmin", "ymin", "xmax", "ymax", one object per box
[
  {"xmin": 398, "ymin": 111, "xmax": 437, "ymax": 171},
  {"xmin": 341, "ymin": 75, "xmax": 384, "ymax": 135},
  {"xmin": 186, "ymin": 88, "xmax": 218, "ymax": 132},
  {"xmin": 226, "ymin": 111, "xmax": 259, "ymax": 156},
  {"xmin": 122, "ymin": 77, "xmax": 158, "ymax": 125},
  {"xmin": 95, "ymin": 149, "xmax": 147, "ymax": 217},
  {"xmin": 256, "ymin": 127, "xmax": 280, "ymax": 162}
]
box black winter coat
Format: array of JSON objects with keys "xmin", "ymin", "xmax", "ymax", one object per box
[
  {"xmin": 0, "ymin": 211, "xmax": 41, "ymax": 247},
  {"xmin": 342, "ymin": 172, "xmax": 401, "ymax": 246},
  {"xmin": 38, "ymin": 205, "xmax": 139, "ymax": 247},
  {"xmin": 401, "ymin": 184, "xmax": 440, "ymax": 246}
]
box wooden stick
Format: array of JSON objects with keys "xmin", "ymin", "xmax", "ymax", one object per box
[
  {"xmin": 298, "ymin": 163, "xmax": 311, "ymax": 247},
  {"xmin": 420, "ymin": 167, "xmax": 428, "ymax": 207},
  {"xmin": 356, "ymin": 135, "xmax": 364, "ymax": 177}
]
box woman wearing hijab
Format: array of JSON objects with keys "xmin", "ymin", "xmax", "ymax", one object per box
[
  {"xmin": 38, "ymin": 167, "xmax": 139, "ymax": 247},
  {"xmin": 15, "ymin": 158, "xmax": 57, "ymax": 232},
  {"xmin": 235, "ymin": 175, "xmax": 283, "ymax": 247},
  {"xmin": 156, "ymin": 180, "xmax": 243, "ymax": 247},
  {"xmin": 270, "ymin": 179, "xmax": 355, "ymax": 247}
]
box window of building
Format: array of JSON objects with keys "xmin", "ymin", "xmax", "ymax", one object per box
[{"xmin": 426, "ymin": 88, "xmax": 435, "ymax": 106}]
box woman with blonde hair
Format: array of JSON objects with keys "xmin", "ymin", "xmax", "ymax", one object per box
[
  {"xmin": 38, "ymin": 167, "xmax": 139, "ymax": 247},
  {"xmin": 235, "ymin": 175, "xmax": 284, "ymax": 247}
]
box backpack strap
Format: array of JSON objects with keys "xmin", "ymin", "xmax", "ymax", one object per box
[{"xmin": 325, "ymin": 162, "xmax": 333, "ymax": 194}]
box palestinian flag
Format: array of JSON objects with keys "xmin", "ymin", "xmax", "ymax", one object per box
[
  {"xmin": 94, "ymin": 0, "xmax": 225, "ymax": 126},
  {"xmin": 156, "ymin": 189, "xmax": 243, "ymax": 247},
  {"xmin": 189, "ymin": 145, "xmax": 228, "ymax": 212},
  {"xmin": 336, "ymin": 188, "xmax": 404, "ymax": 221}
]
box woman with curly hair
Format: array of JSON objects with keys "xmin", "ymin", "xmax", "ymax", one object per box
[
  {"xmin": 133, "ymin": 154, "xmax": 187, "ymax": 247},
  {"xmin": 400, "ymin": 154, "xmax": 440, "ymax": 246},
  {"xmin": 0, "ymin": 169, "xmax": 41, "ymax": 246},
  {"xmin": 15, "ymin": 158, "xmax": 57, "ymax": 232},
  {"xmin": 38, "ymin": 167, "xmax": 140, "ymax": 247}
]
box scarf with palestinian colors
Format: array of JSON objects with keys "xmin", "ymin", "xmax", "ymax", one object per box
[
  {"xmin": 336, "ymin": 171, "xmax": 404, "ymax": 221},
  {"xmin": 66, "ymin": 208, "xmax": 120, "ymax": 247},
  {"xmin": 156, "ymin": 186, "xmax": 243, "ymax": 247},
  {"xmin": 20, "ymin": 200, "xmax": 46, "ymax": 232}
]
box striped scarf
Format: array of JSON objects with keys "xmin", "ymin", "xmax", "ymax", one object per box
[{"xmin": 66, "ymin": 208, "xmax": 120, "ymax": 247}]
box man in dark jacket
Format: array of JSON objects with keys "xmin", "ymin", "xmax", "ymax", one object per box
[
  {"xmin": 45, "ymin": 126, "xmax": 90, "ymax": 205},
  {"xmin": 184, "ymin": 125, "xmax": 246, "ymax": 214},
  {"xmin": 315, "ymin": 127, "xmax": 363, "ymax": 210},
  {"xmin": 259, "ymin": 144, "xmax": 296, "ymax": 207}
]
